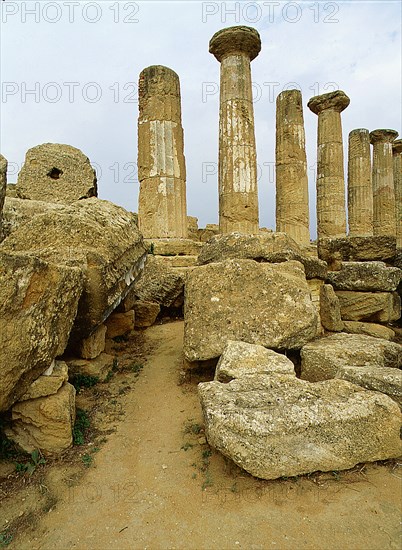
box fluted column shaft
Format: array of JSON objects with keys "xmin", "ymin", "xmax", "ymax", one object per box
[
  {"xmin": 275, "ymin": 89, "xmax": 310, "ymax": 244},
  {"xmin": 347, "ymin": 129, "xmax": 373, "ymax": 236},
  {"xmin": 393, "ymin": 139, "xmax": 402, "ymax": 248}
]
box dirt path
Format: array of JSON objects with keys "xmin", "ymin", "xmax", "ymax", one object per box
[{"xmin": 12, "ymin": 321, "xmax": 402, "ymax": 549}]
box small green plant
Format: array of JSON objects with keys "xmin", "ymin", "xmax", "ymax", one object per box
[
  {"xmin": 71, "ymin": 374, "xmax": 99, "ymax": 393},
  {"xmin": 81, "ymin": 454, "xmax": 93, "ymax": 468},
  {"xmin": 130, "ymin": 363, "xmax": 143, "ymax": 375},
  {"xmin": 181, "ymin": 442, "xmax": 193, "ymax": 451},
  {"xmin": 148, "ymin": 242, "xmax": 155, "ymax": 255},
  {"xmin": 201, "ymin": 471, "xmax": 213, "ymax": 490},
  {"xmin": 104, "ymin": 370, "xmax": 114, "ymax": 383},
  {"xmin": 14, "ymin": 449, "xmax": 46, "ymax": 476},
  {"xmin": 0, "ymin": 529, "xmax": 12, "ymax": 548},
  {"xmin": 185, "ymin": 422, "xmax": 202, "ymax": 436},
  {"xmin": 73, "ymin": 409, "xmax": 91, "ymax": 446}
]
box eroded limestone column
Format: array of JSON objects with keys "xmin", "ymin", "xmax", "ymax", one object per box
[
  {"xmin": 0, "ymin": 154, "xmax": 7, "ymax": 242},
  {"xmin": 347, "ymin": 129, "xmax": 373, "ymax": 236},
  {"xmin": 370, "ymin": 129, "xmax": 398, "ymax": 237},
  {"xmin": 137, "ymin": 65, "xmax": 187, "ymax": 239},
  {"xmin": 209, "ymin": 26, "xmax": 261, "ymax": 234},
  {"xmin": 392, "ymin": 139, "xmax": 402, "ymax": 248},
  {"xmin": 308, "ymin": 91, "xmax": 350, "ymax": 240},
  {"xmin": 275, "ymin": 90, "xmax": 310, "ymax": 244}
]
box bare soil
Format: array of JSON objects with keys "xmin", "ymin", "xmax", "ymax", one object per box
[{"xmin": 1, "ymin": 320, "xmax": 401, "ymax": 549}]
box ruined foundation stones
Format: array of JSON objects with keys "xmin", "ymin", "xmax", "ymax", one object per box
[
  {"xmin": 137, "ymin": 65, "xmax": 188, "ymax": 239},
  {"xmin": 0, "ymin": 154, "xmax": 7, "ymax": 242},
  {"xmin": 275, "ymin": 90, "xmax": 310, "ymax": 245},
  {"xmin": 16, "ymin": 143, "xmax": 97, "ymax": 204},
  {"xmin": 209, "ymin": 26, "xmax": 261, "ymax": 234},
  {"xmin": 347, "ymin": 129, "xmax": 373, "ymax": 237},
  {"xmin": 393, "ymin": 139, "xmax": 402, "ymax": 251},
  {"xmin": 370, "ymin": 129, "xmax": 398, "ymax": 237},
  {"xmin": 308, "ymin": 91, "xmax": 350, "ymax": 240}
]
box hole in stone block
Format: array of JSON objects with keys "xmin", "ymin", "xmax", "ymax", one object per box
[{"xmin": 47, "ymin": 167, "xmax": 63, "ymax": 180}]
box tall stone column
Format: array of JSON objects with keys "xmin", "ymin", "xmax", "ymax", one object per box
[
  {"xmin": 209, "ymin": 26, "xmax": 261, "ymax": 234},
  {"xmin": 137, "ymin": 65, "xmax": 187, "ymax": 239},
  {"xmin": 275, "ymin": 89, "xmax": 310, "ymax": 245},
  {"xmin": 308, "ymin": 91, "xmax": 350, "ymax": 240},
  {"xmin": 347, "ymin": 129, "xmax": 373, "ymax": 236},
  {"xmin": 370, "ymin": 129, "xmax": 398, "ymax": 237},
  {"xmin": 392, "ymin": 139, "xmax": 402, "ymax": 249}
]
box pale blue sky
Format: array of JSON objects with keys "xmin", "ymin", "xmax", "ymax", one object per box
[{"xmin": 1, "ymin": 1, "xmax": 401, "ymax": 236}]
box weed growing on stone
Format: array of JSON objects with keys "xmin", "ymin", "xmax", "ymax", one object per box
[
  {"xmin": 71, "ymin": 374, "xmax": 99, "ymax": 393},
  {"xmin": 14, "ymin": 449, "xmax": 46, "ymax": 476},
  {"xmin": 0, "ymin": 529, "xmax": 12, "ymax": 548}
]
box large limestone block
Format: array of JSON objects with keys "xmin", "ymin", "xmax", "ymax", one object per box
[
  {"xmin": 327, "ymin": 261, "xmax": 401, "ymax": 291},
  {"xmin": 133, "ymin": 301, "xmax": 160, "ymax": 328},
  {"xmin": 0, "ymin": 154, "xmax": 7, "ymax": 242},
  {"xmin": 198, "ymin": 224, "xmax": 220, "ymax": 242},
  {"xmin": 19, "ymin": 361, "xmax": 68, "ymax": 401},
  {"xmin": 336, "ymin": 366, "xmax": 402, "ymax": 408},
  {"xmin": 301, "ymin": 333, "xmax": 402, "ymax": 382},
  {"xmin": 319, "ymin": 284, "xmax": 344, "ymax": 332},
  {"xmin": 214, "ymin": 341, "xmax": 295, "ymax": 383},
  {"xmin": 134, "ymin": 255, "xmax": 185, "ymax": 307},
  {"xmin": 198, "ymin": 232, "xmax": 327, "ymax": 279},
  {"xmin": 342, "ymin": 321, "xmax": 395, "ymax": 340},
  {"xmin": 144, "ymin": 238, "xmax": 203, "ymax": 256},
  {"xmin": 2, "ymin": 197, "xmax": 65, "ymax": 239},
  {"xmin": 105, "ymin": 311, "xmax": 135, "ymax": 338},
  {"xmin": 335, "ymin": 290, "xmax": 401, "ymax": 322},
  {"xmin": 0, "ymin": 252, "xmax": 83, "ymax": 412},
  {"xmin": 6, "ymin": 382, "xmax": 76, "ymax": 455},
  {"xmin": 184, "ymin": 259, "xmax": 318, "ymax": 361},
  {"xmin": 318, "ymin": 236, "xmax": 396, "ymax": 263},
  {"xmin": 66, "ymin": 352, "xmax": 114, "ymax": 382},
  {"xmin": 16, "ymin": 143, "xmax": 97, "ymax": 204},
  {"xmin": 0, "ymin": 198, "xmax": 147, "ymax": 339},
  {"xmin": 198, "ymin": 374, "xmax": 402, "ymax": 480},
  {"xmin": 77, "ymin": 324, "xmax": 107, "ymax": 359},
  {"xmin": 307, "ymin": 278, "xmax": 325, "ymax": 336}
]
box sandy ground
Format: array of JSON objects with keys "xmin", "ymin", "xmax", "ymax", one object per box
[{"xmin": 3, "ymin": 321, "xmax": 402, "ymax": 550}]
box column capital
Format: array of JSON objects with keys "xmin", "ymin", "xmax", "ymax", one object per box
[
  {"xmin": 369, "ymin": 129, "xmax": 398, "ymax": 144},
  {"xmin": 308, "ymin": 90, "xmax": 350, "ymax": 115},
  {"xmin": 393, "ymin": 138, "xmax": 402, "ymax": 154},
  {"xmin": 209, "ymin": 26, "xmax": 261, "ymax": 62},
  {"xmin": 349, "ymin": 128, "xmax": 369, "ymax": 137}
]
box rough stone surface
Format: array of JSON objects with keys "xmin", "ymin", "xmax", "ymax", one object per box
[
  {"xmin": 275, "ymin": 90, "xmax": 310, "ymax": 245},
  {"xmin": 134, "ymin": 255, "xmax": 185, "ymax": 307},
  {"xmin": 184, "ymin": 259, "xmax": 318, "ymax": 361},
  {"xmin": 0, "ymin": 198, "xmax": 147, "ymax": 339},
  {"xmin": 327, "ymin": 261, "xmax": 401, "ymax": 292},
  {"xmin": 342, "ymin": 321, "xmax": 395, "ymax": 341},
  {"xmin": 6, "ymin": 382, "xmax": 76, "ymax": 455},
  {"xmin": 307, "ymin": 279, "xmax": 325, "ymax": 336},
  {"xmin": 210, "ymin": 26, "xmax": 261, "ymax": 234},
  {"xmin": 157, "ymin": 255, "xmax": 198, "ymax": 268},
  {"xmin": 144, "ymin": 238, "xmax": 203, "ymax": 256},
  {"xmin": 319, "ymin": 284, "xmax": 344, "ymax": 332},
  {"xmin": 2, "ymin": 197, "xmax": 65, "ymax": 239},
  {"xmin": 393, "ymin": 139, "xmax": 402, "ymax": 249},
  {"xmin": 301, "ymin": 333, "xmax": 402, "ymax": 382},
  {"xmin": 198, "ymin": 224, "xmax": 220, "ymax": 242},
  {"xmin": 198, "ymin": 232, "xmax": 327, "ymax": 279},
  {"xmin": 198, "ymin": 374, "xmax": 402, "ymax": 480},
  {"xmin": 336, "ymin": 366, "xmax": 402, "ymax": 408},
  {"xmin": 335, "ymin": 290, "xmax": 401, "ymax": 322},
  {"xmin": 105, "ymin": 311, "xmax": 135, "ymax": 339},
  {"xmin": 0, "ymin": 252, "xmax": 83, "ymax": 412},
  {"xmin": 308, "ymin": 91, "xmax": 349, "ymax": 240},
  {"xmin": 214, "ymin": 341, "xmax": 295, "ymax": 382},
  {"xmin": 16, "ymin": 143, "xmax": 97, "ymax": 204},
  {"xmin": 6, "ymin": 184, "xmax": 17, "ymax": 198},
  {"xmin": 318, "ymin": 236, "xmax": 396, "ymax": 264},
  {"xmin": 347, "ymin": 129, "xmax": 373, "ymax": 237},
  {"xmin": 0, "ymin": 154, "xmax": 7, "ymax": 242},
  {"xmin": 66, "ymin": 353, "xmax": 115, "ymax": 382},
  {"xmin": 133, "ymin": 301, "xmax": 160, "ymax": 328},
  {"xmin": 77, "ymin": 324, "xmax": 107, "ymax": 360},
  {"xmin": 187, "ymin": 216, "xmax": 199, "ymax": 240},
  {"xmin": 19, "ymin": 361, "xmax": 69, "ymax": 401}
]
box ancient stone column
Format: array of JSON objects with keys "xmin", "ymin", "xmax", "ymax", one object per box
[
  {"xmin": 370, "ymin": 129, "xmax": 398, "ymax": 237},
  {"xmin": 209, "ymin": 26, "xmax": 261, "ymax": 234},
  {"xmin": 0, "ymin": 154, "xmax": 7, "ymax": 242},
  {"xmin": 392, "ymin": 139, "xmax": 402, "ymax": 249},
  {"xmin": 308, "ymin": 91, "xmax": 350, "ymax": 240},
  {"xmin": 275, "ymin": 90, "xmax": 310, "ymax": 244},
  {"xmin": 347, "ymin": 129, "xmax": 373, "ymax": 236},
  {"xmin": 137, "ymin": 65, "xmax": 187, "ymax": 239}
]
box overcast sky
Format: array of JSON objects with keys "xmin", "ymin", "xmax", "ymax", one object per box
[{"xmin": 1, "ymin": 0, "xmax": 401, "ymax": 237}]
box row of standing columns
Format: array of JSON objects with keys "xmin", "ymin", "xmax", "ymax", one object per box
[{"xmin": 137, "ymin": 25, "xmax": 401, "ymax": 249}]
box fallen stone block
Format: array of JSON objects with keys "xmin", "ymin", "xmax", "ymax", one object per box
[
  {"xmin": 133, "ymin": 301, "xmax": 160, "ymax": 328},
  {"xmin": 105, "ymin": 311, "xmax": 135, "ymax": 339},
  {"xmin": 198, "ymin": 374, "xmax": 402, "ymax": 480},
  {"xmin": 342, "ymin": 321, "xmax": 395, "ymax": 341},
  {"xmin": 301, "ymin": 333, "xmax": 402, "ymax": 382},
  {"xmin": 65, "ymin": 353, "xmax": 115, "ymax": 382},
  {"xmin": 214, "ymin": 341, "xmax": 295, "ymax": 383},
  {"xmin": 327, "ymin": 261, "xmax": 401, "ymax": 292},
  {"xmin": 77, "ymin": 324, "xmax": 107, "ymax": 359},
  {"xmin": 19, "ymin": 361, "xmax": 69, "ymax": 401},
  {"xmin": 134, "ymin": 255, "xmax": 185, "ymax": 307},
  {"xmin": 320, "ymin": 284, "xmax": 344, "ymax": 332},
  {"xmin": 184, "ymin": 259, "xmax": 318, "ymax": 362},
  {"xmin": 335, "ymin": 291, "xmax": 401, "ymax": 322},
  {"xmin": 2, "ymin": 196, "xmax": 65, "ymax": 240},
  {"xmin": 336, "ymin": 366, "xmax": 402, "ymax": 408},
  {"xmin": 318, "ymin": 236, "xmax": 396, "ymax": 264},
  {"xmin": 307, "ymin": 279, "xmax": 325, "ymax": 336},
  {"xmin": 144, "ymin": 238, "xmax": 203, "ymax": 256}
]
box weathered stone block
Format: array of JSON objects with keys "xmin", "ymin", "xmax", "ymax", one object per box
[
  {"xmin": 336, "ymin": 366, "xmax": 402, "ymax": 408},
  {"xmin": 133, "ymin": 301, "xmax": 160, "ymax": 328},
  {"xmin": 2, "ymin": 197, "xmax": 65, "ymax": 240},
  {"xmin": 19, "ymin": 361, "xmax": 68, "ymax": 401},
  {"xmin": 327, "ymin": 261, "xmax": 401, "ymax": 291},
  {"xmin": 66, "ymin": 353, "xmax": 115, "ymax": 382},
  {"xmin": 16, "ymin": 143, "xmax": 97, "ymax": 204},
  {"xmin": 184, "ymin": 259, "xmax": 318, "ymax": 362},
  {"xmin": 105, "ymin": 311, "xmax": 135, "ymax": 339},
  {"xmin": 77, "ymin": 324, "xmax": 107, "ymax": 359},
  {"xmin": 301, "ymin": 333, "xmax": 402, "ymax": 382},
  {"xmin": 319, "ymin": 284, "xmax": 344, "ymax": 332},
  {"xmin": 134, "ymin": 255, "xmax": 184, "ymax": 307},
  {"xmin": 144, "ymin": 238, "xmax": 203, "ymax": 256},
  {"xmin": 335, "ymin": 291, "xmax": 401, "ymax": 322},
  {"xmin": 214, "ymin": 341, "xmax": 295, "ymax": 382},
  {"xmin": 198, "ymin": 374, "xmax": 402, "ymax": 480},
  {"xmin": 318, "ymin": 236, "xmax": 396, "ymax": 263},
  {"xmin": 342, "ymin": 321, "xmax": 395, "ymax": 341}
]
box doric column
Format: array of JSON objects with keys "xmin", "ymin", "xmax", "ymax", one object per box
[
  {"xmin": 392, "ymin": 139, "xmax": 402, "ymax": 248},
  {"xmin": 347, "ymin": 129, "xmax": 373, "ymax": 236},
  {"xmin": 209, "ymin": 26, "xmax": 261, "ymax": 234},
  {"xmin": 308, "ymin": 91, "xmax": 350, "ymax": 240},
  {"xmin": 275, "ymin": 89, "xmax": 310, "ymax": 244},
  {"xmin": 137, "ymin": 65, "xmax": 187, "ymax": 239},
  {"xmin": 370, "ymin": 129, "xmax": 398, "ymax": 237}
]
